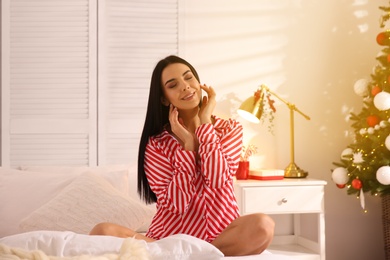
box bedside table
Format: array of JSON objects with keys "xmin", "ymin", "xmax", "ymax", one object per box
[{"xmin": 234, "ymin": 178, "xmax": 327, "ymax": 260}]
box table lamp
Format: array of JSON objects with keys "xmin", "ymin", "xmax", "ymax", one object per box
[{"xmin": 237, "ymin": 84, "xmax": 310, "ymax": 178}]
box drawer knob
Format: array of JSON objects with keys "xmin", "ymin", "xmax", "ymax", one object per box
[{"xmin": 281, "ymin": 198, "xmax": 288, "ymax": 203}]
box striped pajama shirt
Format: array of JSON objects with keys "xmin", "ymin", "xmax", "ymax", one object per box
[{"xmin": 144, "ymin": 116, "xmax": 243, "ymax": 242}]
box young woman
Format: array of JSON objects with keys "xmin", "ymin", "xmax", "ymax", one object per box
[{"xmin": 90, "ymin": 55, "xmax": 274, "ymax": 256}]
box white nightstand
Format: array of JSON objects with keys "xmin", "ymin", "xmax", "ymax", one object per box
[{"xmin": 234, "ymin": 178, "xmax": 327, "ymax": 260}]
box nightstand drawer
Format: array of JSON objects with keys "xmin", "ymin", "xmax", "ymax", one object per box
[{"xmin": 242, "ymin": 186, "xmax": 324, "ymax": 214}]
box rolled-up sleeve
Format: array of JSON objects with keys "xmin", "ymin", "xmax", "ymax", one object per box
[{"xmin": 196, "ymin": 118, "xmax": 243, "ymax": 188}]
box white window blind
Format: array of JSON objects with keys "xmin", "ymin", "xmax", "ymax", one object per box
[
  {"xmin": 1, "ymin": 0, "xmax": 97, "ymax": 167},
  {"xmin": 1, "ymin": 0, "xmax": 179, "ymax": 167},
  {"xmin": 98, "ymin": 0, "xmax": 179, "ymax": 164}
]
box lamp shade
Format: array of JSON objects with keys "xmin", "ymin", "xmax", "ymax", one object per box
[{"xmin": 237, "ymin": 94, "xmax": 265, "ymax": 124}]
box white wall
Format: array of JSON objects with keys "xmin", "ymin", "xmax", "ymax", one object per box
[{"xmin": 181, "ymin": 1, "xmax": 386, "ymax": 259}]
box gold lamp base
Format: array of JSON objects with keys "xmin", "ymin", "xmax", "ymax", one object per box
[{"xmin": 284, "ymin": 162, "xmax": 308, "ymax": 178}]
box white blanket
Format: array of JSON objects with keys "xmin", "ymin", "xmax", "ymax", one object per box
[
  {"xmin": 0, "ymin": 231, "xmax": 292, "ymax": 260},
  {"xmin": 0, "ymin": 237, "xmax": 148, "ymax": 260},
  {"xmin": 0, "ymin": 231, "xmax": 224, "ymax": 260}
]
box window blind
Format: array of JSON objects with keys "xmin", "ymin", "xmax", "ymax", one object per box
[
  {"xmin": 1, "ymin": 0, "xmax": 97, "ymax": 166},
  {"xmin": 98, "ymin": 0, "xmax": 179, "ymax": 164}
]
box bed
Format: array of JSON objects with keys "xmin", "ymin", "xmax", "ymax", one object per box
[{"xmin": 0, "ymin": 164, "xmax": 292, "ymax": 259}]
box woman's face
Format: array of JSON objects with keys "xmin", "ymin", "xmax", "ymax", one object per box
[{"xmin": 161, "ymin": 63, "xmax": 201, "ymax": 110}]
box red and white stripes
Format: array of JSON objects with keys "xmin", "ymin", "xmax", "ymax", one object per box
[{"xmin": 144, "ymin": 116, "xmax": 243, "ymax": 242}]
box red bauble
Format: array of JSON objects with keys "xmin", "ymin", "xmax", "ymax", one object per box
[
  {"xmin": 377, "ymin": 31, "xmax": 390, "ymax": 46},
  {"xmin": 336, "ymin": 184, "xmax": 346, "ymax": 189},
  {"xmin": 352, "ymin": 179, "xmax": 362, "ymax": 190},
  {"xmin": 371, "ymin": 85, "xmax": 382, "ymax": 97},
  {"xmin": 367, "ymin": 115, "xmax": 380, "ymax": 127},
  {"xmin": 377, "ymin": 32, "xmax": 386, "ymax": 45}
]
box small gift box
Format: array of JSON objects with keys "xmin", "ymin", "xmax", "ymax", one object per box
[{"xmin": 249, "ymin": 169, "xmax": 285, "ymax": 180}]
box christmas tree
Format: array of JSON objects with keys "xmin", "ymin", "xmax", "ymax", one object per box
[{"xmin": 332, "ymin": 3, "xmax": 390, "ymax": 210}]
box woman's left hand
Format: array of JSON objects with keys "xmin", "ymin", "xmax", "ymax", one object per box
[{"xmin": 199, "ymin": 84, "xmax": 216, "ymax": 124}]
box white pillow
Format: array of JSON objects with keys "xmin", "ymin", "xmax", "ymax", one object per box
[
  {"xmin": 17, "ymin": 164, "xmax": 156, "ymax": 233},
  {"xmin": 18, "ymin": 164, "xmax": 131, "ymax": 195},
  {"xmin": 0, "ymin": 166, "xmax": 130, "ymax": 238},
  {"xmin": 19, "ymin": 172, "xmax": 156, "ymax": 235}
]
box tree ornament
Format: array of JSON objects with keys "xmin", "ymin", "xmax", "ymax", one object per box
[
  {"xmin": 353, "ymin": 79, "xmax": 370, "ymax": 96},
  {"xmin": 386, "ymin": 135, "xmax": 390, "ymax": 150},
  {"xmin": 336, "ymin": 184, "xmax": 346, "ymax": 189},
  {"xmin": 332, "ymin": 167, "xmax": 349, "ymax": 185},
  {"xmin": 353, "ymin": 152, "xmax": 364, "ymax": 163},
  {"xmin": 352, "ymin": 179, "xmax": 363, "ymax": 190},
  {"xmin": 360, "ymin": 189, "xmax": 365, "ymax": 210},
  {"xmin": 374, "ymin": 91, "xmax": 390, "ymax": 110},
  {"xmin": 367, "ymin": 115, "xmax": 380, "ymax": 127},
  {"xmin": 376, "ymin": 30, "xmax": 390, "ymax": 46},
  {"xmin": 371, "ymin": 85, "xmax": 382, "ymax": 96},
  {"xmin": 341, "ymin": 148, "xmax": 353, "ymax": 159},
  {"xmin": 377, "ymin": 166, "xmax": 390, "ymax": 185}
]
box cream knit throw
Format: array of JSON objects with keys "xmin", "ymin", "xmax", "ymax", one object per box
[{"xmin": 0, "ymin": 237, "xmax": 149, "ymax": 260}]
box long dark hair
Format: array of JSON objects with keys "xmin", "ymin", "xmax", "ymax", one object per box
[{"xmin": 137, "ymin": 55, "xmax": 200, "ymax": 204}]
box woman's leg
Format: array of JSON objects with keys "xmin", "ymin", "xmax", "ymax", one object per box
[
  {"xmin": 211, "ymin": 213, "xmax": 275, "ymax": 256},
  {"xmin": 89, "ymin": 222, "xmax": 156, "ymax": 242}
]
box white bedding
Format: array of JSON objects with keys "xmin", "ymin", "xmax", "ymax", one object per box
[
  {"xmin": 0, "ymin": 165, "xmax": 292, "ymax": 260},
  {"xmin": 0, "ymin": 231, "xmax": 292, "ymax": 260}
]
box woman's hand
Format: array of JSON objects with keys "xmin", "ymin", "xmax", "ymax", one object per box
[
  {"xmin": 199, "ymin": 84, "xmax": 216, "ymax": 124},
  {"xmin": 169, "ymin": 104, "xmax": 197, "ymax": 151}
]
